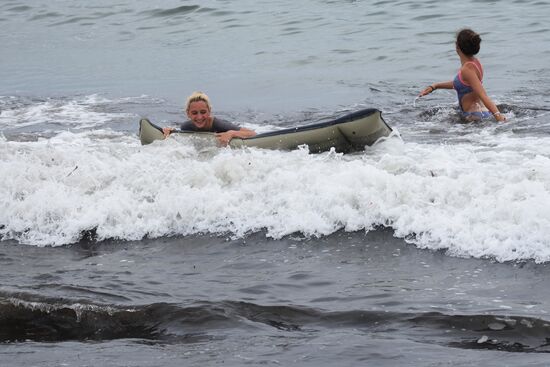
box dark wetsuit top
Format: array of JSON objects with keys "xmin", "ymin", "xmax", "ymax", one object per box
[{"xmin": 180, "ymin": 117, "xmax": 240, "ymax": 132}]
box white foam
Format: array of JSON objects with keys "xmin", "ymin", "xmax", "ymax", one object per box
[
  {"xmin": 1, "ymin": 131, "xmax": 549, "ymax": 263},
  {"xmin": 0, "ymin": 94, "xmax": 136, "ymax": 130}
]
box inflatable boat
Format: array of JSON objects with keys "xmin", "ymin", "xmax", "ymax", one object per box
[{"xmin": 139, "ymin": 108, "xmax": 392, "ymax": 153}]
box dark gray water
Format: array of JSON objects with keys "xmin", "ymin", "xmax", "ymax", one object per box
[
  {"xmin": 2, "ymin": 232, "xmax": 550, "ymax": 366},
  {"xmin": 1, "ymin": 1, "xmax": 550, "ymax": 366}
]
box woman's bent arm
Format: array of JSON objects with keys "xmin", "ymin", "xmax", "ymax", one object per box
[{"xmin": 462, "ymin": 67, "xmax": 506, "ymax": 121}]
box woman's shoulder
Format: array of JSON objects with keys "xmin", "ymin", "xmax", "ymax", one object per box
[
  {"xmin": 212, "ymin": 117, "xmax": 240, "ymax": 132},
  {"xmin": 462, "ymin": 58, "xmax": 483, "ymax": 72},
  {"xmin": 461, "ymin": 59, "xmax": 483, "ymax": 79}
]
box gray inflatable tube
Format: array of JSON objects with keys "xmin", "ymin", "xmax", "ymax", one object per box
[{"xmin": 139, "ymin": 108, "xmax": 392, "ymax": 153}]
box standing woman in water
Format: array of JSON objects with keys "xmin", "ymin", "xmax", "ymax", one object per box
[{"xmin": 419, "ymin": 29, "xmax": 506, "ymax": 122}]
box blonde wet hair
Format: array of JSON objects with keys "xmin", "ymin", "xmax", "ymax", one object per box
[{"xmin": 185, "ymin": 91, "xmax": 212, "ymax": 112}]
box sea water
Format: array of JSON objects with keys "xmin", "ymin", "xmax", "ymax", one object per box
[{"xmin": 1, "ymin": 1, "xmax": 550, "ymax": 366}]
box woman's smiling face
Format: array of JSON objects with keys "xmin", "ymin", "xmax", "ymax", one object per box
[{"xmin": 187, "ymin": 100, "xmax": 212, "ymax": 129}]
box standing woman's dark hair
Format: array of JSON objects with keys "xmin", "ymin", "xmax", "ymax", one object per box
[{"xmin": 456, "ymin": 29, "xmax": 481, "ymax": 56}]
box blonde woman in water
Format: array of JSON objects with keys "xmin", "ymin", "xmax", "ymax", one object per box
[{"xmin": 162, "ymin": 92, "xmax": 256, "ymax": 145}]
